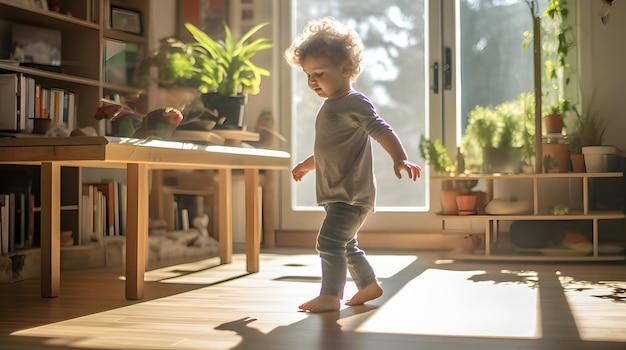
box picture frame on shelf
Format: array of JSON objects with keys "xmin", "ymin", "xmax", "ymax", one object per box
[{"xmin": 110, "ymin": 6, "xmax": 142, "ymax": 35}]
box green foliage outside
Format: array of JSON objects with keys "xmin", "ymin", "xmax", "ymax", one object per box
[{"xmin": 462, "ymin": 93, "xmax": 535, "ymax": 171}]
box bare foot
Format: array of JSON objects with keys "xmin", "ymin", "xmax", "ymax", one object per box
[
  {"xmin": 345, "ymin": 282, "xmax": 383, "ymax": 306},
  {"xmin": 298, "ymin": 295, "xmax": 341, "ymax": 313}
]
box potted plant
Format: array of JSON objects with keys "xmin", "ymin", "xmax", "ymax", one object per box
[
  {"xmin": 419, "ymin": 136, "xmax": 482, "ymax": 214},
  {"xmin": 419, "ymin": 136, "xmax": 459, "ymax": 214},
  {"xmin": 418, "ymin": 135, "xmax": 454, "ymax": 176},
  {"xmin": 544, "ymin": 98, "xmax": 572, "ymax": 134},
  {"xmin": 567, "ymin": 105, "xmax": 610, "ymax": 172},
  {"xmin": 185, "ymin": 22, "xmax": 273, "ymax": 129},
  {"xmin": 135, "ymin": 37, "xmax": 223, "ymax": 129},
  {"xmin": 136, "ymin": 22, "xmax": 272, "ymax": 130},
  {"xmin": 135, "ymin": 37, "xmax": 204, "ymax": 91}
]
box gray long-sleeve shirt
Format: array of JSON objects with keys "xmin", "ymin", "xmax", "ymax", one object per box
[{"xmin": 314, "ymin": 90, "xmax": 393, "ymax": 210}]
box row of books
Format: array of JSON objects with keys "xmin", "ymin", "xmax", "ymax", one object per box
[
  {"xmin": 81, "ymin": 180, "xmax": 127, "ymax": 242},
  {"xmin": 0, "ymin": 73, "xmax": 76, "ymax": 132},
  {"xmin": 0, "ymin": 166, "xmax": 36, "ymax": 254},
  {"xmin": 0, "ymin": 192, "xmax": 34, "ymax": 254}
]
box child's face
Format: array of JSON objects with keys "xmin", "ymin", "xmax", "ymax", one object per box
[{"xmin": 300, "ymin": 55, "xmax": 351, "ymax": 100}]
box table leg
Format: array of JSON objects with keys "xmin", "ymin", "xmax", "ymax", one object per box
[
  {"xmin": 40, "ymin": 162, "xmax": 61, "ymax": 298},
  {"xmin": 125, "ymin": 163, "xmax": 149, "ymax": 300},
  {"xmin": 218, "ymin": 169, "xmax": 232, "ymax": 264},
  {"xmin": 245, "ymin": 169, "xmax": 260, "ymax": 273}
]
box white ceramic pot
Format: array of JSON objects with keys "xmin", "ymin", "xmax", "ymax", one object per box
[{"xmin": 582, "ymin": 146, "xmax": 618, "ymax": 172}]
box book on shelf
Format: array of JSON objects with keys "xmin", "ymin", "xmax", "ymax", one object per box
[
  {"xmin": 82, "ymin": 184, "xmax": 95, "ymax": 243},
  {"xmin": 85, "ymin": 180, "xmax": 126, "ymax": 238},
  {"xmin": 34, "ymin": 83, "xmax": 42, "ymax": 118},
  {"xmin": 0, "ymin": 73, "xmax": 26, "ymax": 131},
  {"xmin": 0, "ymin": 74, "xmax": 20, "ymax": 131},
  {"xmin": 0, "ymin": 193, "xmax": 12, "ymax": 254},
  {"xmin": 0, "ymin": 171, "xmax": 32, "ymax": 250},
  {"xmin": 49, "ymin": 88, "xmax": 64, "ymax": 125}
]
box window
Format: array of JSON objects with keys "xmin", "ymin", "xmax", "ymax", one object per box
[
  {"xmin": 280, "ymin": 0, "xmax": 569, "ymax": 232},
  {"xmin": 288, "ymin": 0, "xmax": 429, "ymax": 211}
]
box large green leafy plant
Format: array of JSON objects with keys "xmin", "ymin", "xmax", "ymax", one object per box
[{"xmin": 185, "ymin": 22, "xmax": 272, "ymax": 96}]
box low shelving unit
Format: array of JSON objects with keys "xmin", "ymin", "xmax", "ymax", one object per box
[{"xmin": 434, "ymin": 172, "xmax": 626, "ymax": 261}]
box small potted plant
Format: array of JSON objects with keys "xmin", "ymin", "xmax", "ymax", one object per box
[
  {"xmin": 419, "ymin": 136, "xmax": 481, "ymax": 214},
  {"xmin": 544, "ymin": 99, "xmax": 572, "ymax": 134},
  {"xmin": 419, "ymin": 136, "xmax": 459, "ymax": 214},
  {"xmin": 567, "ymin": 105, "xmax": 611, "ymax": 172},
  {"xmin": 135, "ymin": 37, "xmax": 221, "ymax": 129},
  {"xmin": 418, "ymin": 135, "xmax": 454, "ymax": 176},
  {"xmin": 185, "ymin": 22, "xmax": 272, "ymax": 129}
]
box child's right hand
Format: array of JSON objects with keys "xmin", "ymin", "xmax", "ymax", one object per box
[{"xmin": 292, "ymin": 163, "xmax": 311, "ymax": 182}]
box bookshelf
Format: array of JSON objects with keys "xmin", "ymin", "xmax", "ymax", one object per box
[{"xmin": 0, "ymin": 0, "xmax": 151, "ymax": 253}]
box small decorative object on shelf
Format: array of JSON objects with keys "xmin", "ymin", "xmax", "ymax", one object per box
[
  {"xmin": 550, "ymin": 204, "xmax": 569, "ymax": 215},
  {"xmin": 455, "ymin": 147, "xmax": 465, "ymax": 175}
]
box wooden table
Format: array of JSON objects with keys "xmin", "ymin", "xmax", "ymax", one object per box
[{"xmin": 0, "ymin": 136, "xmax": 290, "ymax": 299}]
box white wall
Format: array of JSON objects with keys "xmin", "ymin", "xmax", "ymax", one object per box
[{"xmin": 581, "ymin": 1, "xmax": 626, "ymax": 151}]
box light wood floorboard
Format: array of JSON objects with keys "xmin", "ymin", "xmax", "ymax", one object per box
[{"xmin": 1, "ymin": 249, "xmax": 625, "ymax": 350}]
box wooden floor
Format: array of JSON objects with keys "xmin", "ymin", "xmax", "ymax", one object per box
[{"xmin": 1, "ymin": 249, "xmax": 625, "ymax": 350}]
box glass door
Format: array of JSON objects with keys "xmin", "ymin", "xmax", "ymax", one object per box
[{"xmin": 280, "ymin": 0, "xmax": 435, "ymax": 232}]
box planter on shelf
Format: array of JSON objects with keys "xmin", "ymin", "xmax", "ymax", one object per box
[
  {"xmin": 440, "ymin": 189, "xmax": 459, "ymax": 214},
  {"xmin": 570, "ymin": 154, "xmax": 585, "ymax": 173},
  {"xmin": 582, "ymin": 145, "xmax": 619, "ymax": 172},
  {"xmin": 543, "ymin": 113, "xmax": 563, "ymax": 134},
  {"xmin": 456, "ymin": 193, "xmax": 477, "ymax": 215},
  {"xmin": 542, "ymin": 142, "xmax": 570, "ymax": 173},
  {"xmin": 202, "ymin": 92, "xmax": 247, "ymax": 129}
]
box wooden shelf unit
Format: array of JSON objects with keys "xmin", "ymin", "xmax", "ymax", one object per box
[
  {"xmin": 433, "ymin": 172, "xmax": 626, "ymax": 261},
  {"xmin": 0, "ymin": 0, "xmax": 150, "ymax": 252}
]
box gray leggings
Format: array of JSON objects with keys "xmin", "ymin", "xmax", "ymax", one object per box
[{"xmin": 316, "ymin": 202, "xmax": 377, "ymax": 297}]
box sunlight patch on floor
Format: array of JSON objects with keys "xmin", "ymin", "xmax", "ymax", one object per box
[
  {"xmin": 144, "ymin": 257, "xmax": 223, "ymax": 281},
  {"xmin": 559, "ymin": 273, "xmax": 626, "ymax": 342},
  {"xmin": 356, "ymin": 268, "xmax": 540, "ymax": 338}
]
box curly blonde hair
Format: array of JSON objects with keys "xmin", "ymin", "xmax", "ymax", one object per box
[{"xmin": 284, "ymin": 17, "xmax": 363, "ymax": 82}]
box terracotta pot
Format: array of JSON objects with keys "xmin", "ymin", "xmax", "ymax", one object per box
[
  {"xmin": 544, "ymin": 113, "xmax": 563, "ymax": 134},
  {"xmin": 570, "ymin": 154, "xmax": 586, "ymax": 173},
  {"xmin": 440, "ymin": 190, "xmax": 459, "ymax": 214},
  {"xmin": 456, "ymin": 194, "xmax": 477, "ymax": 215},
  {"xmin": 542, "ymin": 143, "xmax": 570, "ymax": 173}
]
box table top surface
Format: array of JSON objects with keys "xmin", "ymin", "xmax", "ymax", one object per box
[{"xmin": 0, "ymin": 136, "xmax": 291, "ymax": 170}]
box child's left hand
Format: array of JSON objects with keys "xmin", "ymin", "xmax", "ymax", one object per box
[{"xmin": 394, "ymin": 160, "xmax": 421, "ymax": 181}]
